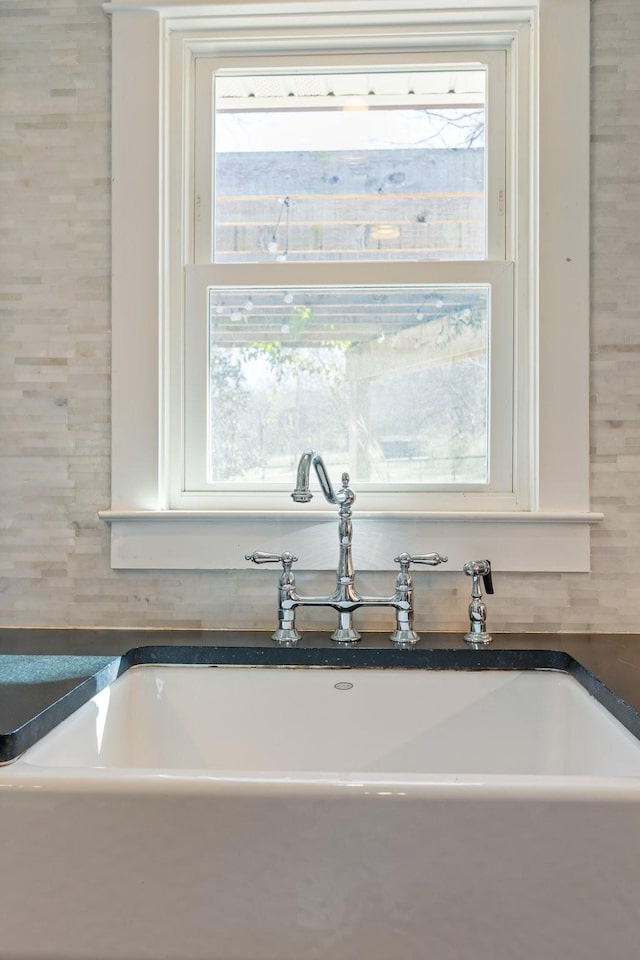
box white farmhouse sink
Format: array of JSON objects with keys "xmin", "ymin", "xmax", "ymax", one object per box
[
  {"xmin": 3, "ymin": 664, "xmax": 640, "ymax": 960},
  {"xmin": 21, "ymin": 665, "xmax": 640, "ymax": 777}
]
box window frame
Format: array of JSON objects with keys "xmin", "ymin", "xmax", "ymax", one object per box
[
  {"xmin": 182, "ymin": 46, "xmax": 512, "ymax": 508},
  {"xmin": 193, "ymin": 49, "xmax": 507, "ymax": 263},
  {"xmin": 182, "ymin": 262, "xmax": 516, "ymax": 510},
  {"xmin": 102, "ymin": 0, "xmax": 600, "ymax": 573}
]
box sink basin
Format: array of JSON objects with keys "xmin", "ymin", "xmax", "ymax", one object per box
[
  {"xmin": 3, "ymin": 663, "xmax": 640, "ymax": 960},
  {"xmin": 22, "ymin": 665, "xmax": 640, "ymax": 777}
]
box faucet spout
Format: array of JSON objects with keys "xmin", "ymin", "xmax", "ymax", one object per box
[{"xmin": 291, "ymin": 450, "xmax": 339, "ymax": 505}]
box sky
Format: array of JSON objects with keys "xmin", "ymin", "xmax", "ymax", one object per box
[{"xmin": 215, "ymin": 108, "xmax": 485, "ymax": 153}]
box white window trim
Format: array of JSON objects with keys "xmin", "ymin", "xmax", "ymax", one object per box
[
  {"xmin": 184, "ymin": 45, "xmax": 512, "ymax": 508},
  {"xmin": 101, "ymin": 0, "xmax": 601, "ymax": 572}
]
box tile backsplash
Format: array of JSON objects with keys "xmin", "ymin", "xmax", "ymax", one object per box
[{"xmin": 1, "ymin": 0, "xmax": 639, "ymax": 633}]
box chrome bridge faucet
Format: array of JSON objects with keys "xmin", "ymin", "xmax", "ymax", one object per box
[{"xmin": 246, "ymin": 449, "xmax": 447, "ymax": 645}]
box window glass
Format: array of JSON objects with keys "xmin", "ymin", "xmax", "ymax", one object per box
[
  {"xmin": 213, "ymin": 68, "xmax": 486, "ymax": 263},
  {"xmin": 207, "ymin": 284, "xmax": 489, "ymax": 483}
]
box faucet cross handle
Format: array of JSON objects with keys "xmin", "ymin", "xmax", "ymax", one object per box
[
  {"xmin": 394, "ymin": 552, "xmax": 448, "ymax": 572},
  {"xmin": 389, "ymin": 552, "xmax": 447, "ymax": 649},
  {"xmin": 245, "ymin": 551, "xmax": 301, "ymax": 646},
  {"xmin": 245, "ymin": 551, "xmax": 299, "ymax": 586},
  {"xmin": 246, "ymin": 550, "xmax": 298, "ymax": 568},
  {"xmin": 393, "ymin": 552, "xmax": 448, "ymax": 594}
]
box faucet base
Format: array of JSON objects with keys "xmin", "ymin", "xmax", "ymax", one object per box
[
  {"xmin": 464, "ymin": 630, "xmax": 493, "ymax": 646},
  {"xmin": 330, "ymin": 611, "xmax": 361, "ymax": 643},
  {"xmin": 330, "ymin": 626, "xmax": 361, "ymax": 643},
  {"xmin": 389, "ymin": 628, "xmax": 420, "ymax": 647},
  {"xmin": 272, "ymin": 627, "xmax": 301, "ymax": 646}
]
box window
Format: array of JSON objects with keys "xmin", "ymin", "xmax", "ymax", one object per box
[
  {"xmin": 104, "ymin": 0, "xmax": 598, "ymax": 571},
  {"xmin": 183, "ymin": 51, "xmax": 514, "ymax": 510}
]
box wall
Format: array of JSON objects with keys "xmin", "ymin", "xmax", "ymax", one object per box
[{"xmin": 0, "ymin": 0, "xmax": 638, "ymax": 633}]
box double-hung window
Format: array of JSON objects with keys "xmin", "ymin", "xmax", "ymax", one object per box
[
  {"xmin": 104, "ymin": 0, "xmax": 597, "ymax": 571},
  {"xmin": 183, "ymin": 48, "xmax": 514, "ymax": 512}
]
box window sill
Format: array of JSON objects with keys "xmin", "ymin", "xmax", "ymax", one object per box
[{"xmin": 99, "ymin": 510, "xmax": 603, "ymax": 572}]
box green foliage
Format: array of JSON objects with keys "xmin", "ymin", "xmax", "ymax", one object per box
[
  {"xmin": 239, "ymin": 331, "xmax": 351, "ymax": 388},
  {"xmin": 208, "ymin": 351, "xmax": 255, "ymax": 480}
]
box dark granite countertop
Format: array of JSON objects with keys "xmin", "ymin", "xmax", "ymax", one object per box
[{"xmin": 0, "ymin": 628, "xmax": 639, "ymax": 763}]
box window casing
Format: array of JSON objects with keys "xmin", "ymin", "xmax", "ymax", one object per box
[{"xmin": 103, "ymin": 0, "xmax": 599, "ymax": 572}]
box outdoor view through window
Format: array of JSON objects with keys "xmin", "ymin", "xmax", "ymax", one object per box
[{"xmin": 207, "ymin": 68, "xmax": 488, "ymax": 486}]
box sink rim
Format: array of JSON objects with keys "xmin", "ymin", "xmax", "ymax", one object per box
[
  {"xmin": 9, "ymin": 663, "xmax": 640, "ymax": 789},
  {"xmin": 1, "ymin": 643, "xmax": 639, "ymax": 766}
]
